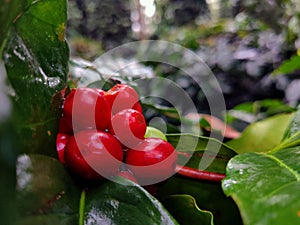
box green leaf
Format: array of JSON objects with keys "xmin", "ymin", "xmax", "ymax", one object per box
[
  {"xmin": 157, "ymin": 176, "xmax": 243, "ymax": 225},
  {"xmin": 166, "ymin": 133, "xmax": 237, "ymax": 173},
  {"xmin": 226, "ymin": 99, "xmax": 294, "ymax": 124},
  {"xmin": 227, "ymin": 113, "xmax": 293, "ymax": 154},
  {"xmin": 142, "ymin": 100, "xmax": 180, "ymax": 120},
  {"xmin": 162, "ymin": 195, "xmax": 214, "ymax": 225},
  {"xmin": 222, "ymin": 147, "xmax": 300, "ymax": 225},
  {"xmin": 269, "ymin": 105, "xmax": 300, "ymax": 155},
  {"xmin": 0, "ymin": 0, "xmax": 26, "ymax": 47},
  {"xmin": 3, "ymin": 0, "xmax": 69, "ymax": 156},
  {"xmin": 83, "ymin": 177, "xmax": 179, "ymax": 225},
  {"xmin": 282, "ymin": 105, "xmax": 300, "ymax": 140},
  {"xmin": 16, "ymin": 154, "xmax": 80, "ymax": 220},
  {"xmin": 272, "ymin": 55, "xmax": 300, "ymax": 76}
]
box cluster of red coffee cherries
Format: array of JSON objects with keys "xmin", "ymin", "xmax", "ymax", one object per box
[{"xmin": 56, "ymin": 84, "xmax": 177, "ymax": 184}]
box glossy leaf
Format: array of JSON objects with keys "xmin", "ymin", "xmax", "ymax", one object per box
[
  {"xmin": 3, "ymin": 0, "xmax": 69, "ymax": 156},
  {"xmin": 157, "ymin": 176, "xmax": 243, "ymax": 225},
  {"xmin": 162, "ymin": 195, "xmax": 214, "ymax": 225},
  {"xmin": 272, "ymin": 105, "xmax": 300, "ymax": 152},
  {"xmin": 167, "ymin": 133, "xmax": 237, "ymax": 173},
  {"xmin": 222, "ymin": 146, "xmax": 300, "ymax": 225},
  {"xmin": 83, "ymin": 177, "xmax": 178, "ymax": 225},
  {"xmin": 227, "ymin": 113, "xmax": 293, "ymax": 154},
  {"xmin": 16, "ymin": 154, "xmax": 80, "ymax": 221}
]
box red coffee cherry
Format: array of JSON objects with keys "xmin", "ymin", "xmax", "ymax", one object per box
[
  {"xmin": 133, "ymin": 102, "xmax": 143, "ymax": 114},
  {"xmin": 126, "ymin": 138, "xmax": 177, "ymax": 183},
  {"xmin": 63, "ymin": 88, "xmax": 111, "ymax": 132},
  {"xmin": 58, "ymin": 117, "xmax": 73, "ymax": 135},
  {"xmin": 105, "ymin": 84, "xmax": 139, "ymax": 115},
  {"xmin": 109, "ymin": 109, "xmax": 146, "ymax": 148},
  {"xmin": 56, "ymin": 133, "xmax": 70, "ymax": 164},
  {"xmin": 64, "ymin": 130, "xmax": 123, "ymax": 180}
]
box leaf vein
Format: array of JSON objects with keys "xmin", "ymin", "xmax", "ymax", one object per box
[{"xmin": 264, "ymin": 154, "xmax": 300, "ymax": 181}]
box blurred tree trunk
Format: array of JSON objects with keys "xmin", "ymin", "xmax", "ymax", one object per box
[
  {"xmin": 75, "ymin": 0, "xmax": 88, "ymax": 36},
  {"xmin": 69, "ymin": 0, "xmax": 132, "ymax": 49},
  {"xmin": 159, "ymin": 0, "xmax": 210, "ymax": 27}
]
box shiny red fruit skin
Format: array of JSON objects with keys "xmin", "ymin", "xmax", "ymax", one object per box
[
  {"xmin": 133, "ymin": 102, "xmax": 143, "ymax": 114},
  {"xmin": 58, "ymin": 117, "xmax": 73, "ymax": 134},
  {"xmin": 126, "ymin": 138, "xmax": 177, "ymax": 182},
  {"xmin": 105, "ymin": 84, "xmax": 139, "ymax": 115},
  {"xmin": 56, "ymin": 133, "xmax": 70, "ymax": 164},
  {"xmin": 64, "ymin": 130, "xmax": 123, "ymax": 180},
  {"xmin": 109, "ymin": 109, "xmax": 146, "ymax": 148},
  {"xmin": 63, "ymin": 88, "xmax": 111, "ymax": 132}
]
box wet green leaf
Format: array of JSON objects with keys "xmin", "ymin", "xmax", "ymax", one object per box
[
  {"xmin": 162, "ymin": 195, "xmax": 214, "ymax": 225},
  {"xmin": 227, "ymin": 113, "xmax": 293, "ymax": 154},
  {"xmin": 3, "ymin": 0, "xmax": 69, "ymax": 156},
  {"xmin": 16, "ymin": 154, "xmax": 80, "ymax": 218},
  {"xmin": 83, "ymin": 177, "xmax": 178, "ymax": 225},
  {"xmin": 222, "ymin": 146, "xmax": 300, "ymax": 225}
]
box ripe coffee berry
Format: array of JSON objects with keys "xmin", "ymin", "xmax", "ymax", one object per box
[
  {"xmin": 109, "ymin": 109, "xmax": 147, "ymax": 148},
  {"xmin": 105, "ymin": 84, "xmax": 140, "ymax": 115},
  {"xmin": 56, "ymin": 133, "xmax": 69, "ymax": 164},
  {"xmin": 58, "ymin": 117, "xmax": 73, "ymax": 135},
  {"xmin": 126, "ymin": 138, "xmax": 177, "ymax": 184},
  {"xmin": 64, "ymin": 130, "xmax": 123, "ymax": 180},
  {"xmin": 63, "ymin": 88, "xmax": 111, "ymax": 132}
]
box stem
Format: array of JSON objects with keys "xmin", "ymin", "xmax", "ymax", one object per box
[
  {"xmin": 175, "ymin": 165, "xmax": 226, "ymax": 182},
  {"xmin": 79, "ymin": 190, "xmax": 86, "ymax": 225}
]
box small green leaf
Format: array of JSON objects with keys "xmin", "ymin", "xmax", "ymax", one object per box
[
  {"xmin": 282, "ymin": 105, "xmax": 300, "ymax": 140},
  {"xmin": 268, "ymin": 105, "xmax": 300, "ymax": 152},
  {"xmin": 227, "ymin": 113, "xmax": 293, "ymax": 154},
  {"xmin": 3, "ymin": 0, "xmax": 69, "ymax": 156},
  {"xmin": 272, "ymin": 55, "xmax": 300, "ymax": 76},
  {"xmin": 222, "ymin": 147, "xmax": 300, "ymax": 225},
  {"xmin": 145, "ymin": 126, "xmax": 167, "ymax": 141},
  {"xmin": 142, "ymin": 100, "xmax": 180, "ymax": 120},
  {"xmin": 83, "ymin": 177, "xmax": 178, "ymax": 225},
  {"xmin": 167, "ymin": 133, "xmax": 236, "ymax": 173},
  {"xmin": 162, "ymin": 195, "xmax": 214, "ymax": 225}
]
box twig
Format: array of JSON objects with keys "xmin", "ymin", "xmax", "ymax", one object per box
[{"xmin": 175, "ymin": 165, "xmax": 226, "ymax": 182}]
